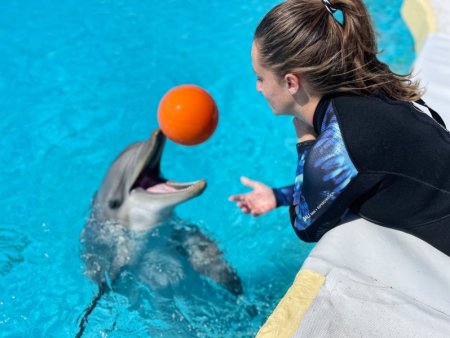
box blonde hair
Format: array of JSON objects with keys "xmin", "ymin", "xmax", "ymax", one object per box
[{"xmin": 254, "ymin": 0, "xmax": 422, "ymax": 101}]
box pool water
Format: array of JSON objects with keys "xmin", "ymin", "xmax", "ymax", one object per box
[{"xmin": 0, "ymin": 0, "xmax": 414, "ymax": 337}]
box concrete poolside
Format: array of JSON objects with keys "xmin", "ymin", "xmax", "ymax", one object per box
[{"xmin": 402, "ymin": 0, "xmax": 450, "ymax": 124}]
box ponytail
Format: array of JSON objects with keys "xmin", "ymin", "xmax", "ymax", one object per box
[{"xmin": 254, "ymin": 0, "xmax": 422, "ymax": 101}]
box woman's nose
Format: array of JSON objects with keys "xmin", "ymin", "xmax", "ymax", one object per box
[{"xmin": 256, "ymin": 81, "xmax": 262, "ymax": 92}]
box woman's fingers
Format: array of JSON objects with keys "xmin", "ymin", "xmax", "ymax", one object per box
[
  {"xmin": 240, "ymin": 176, "xmax": 258, "ymax": 189},
  {"xmin": 229, "ymin": 177, "xmax": 266, "ymax": 216},
  {"xmin": 241, "ymin": 206, "xmax": 251, "ymax": 214},
  {"xmin": 232, "ymin": 195, "xmax": 254, "ymax": 213},
  {"xmin": 229, "ymin": 195, "xmax": 240, "ymax": 201},
  {"xmin": 232, "ymin": 197, "xmax": 264, "ymax": 216}
]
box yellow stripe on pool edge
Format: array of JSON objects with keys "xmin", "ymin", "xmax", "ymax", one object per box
[
  {"xmin": 256, "ymin": 269, "xmax": 325, "ymax": 338},
  {"xmin": 401, "ymin": 0, "xmax": 437, "ymax": 52}
]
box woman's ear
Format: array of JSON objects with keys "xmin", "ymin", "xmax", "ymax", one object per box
[{"xmin": 284, "ymin": 73, "xmax": 301, "ymax": 95}]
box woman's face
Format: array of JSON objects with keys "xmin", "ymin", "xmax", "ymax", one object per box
[{"xmin": 251, "ymin": 42, "xmax": 295, "ymax": 116}]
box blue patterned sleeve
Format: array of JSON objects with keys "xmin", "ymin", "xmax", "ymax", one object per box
[
  {"xmin": 272, "ymin": 141, "xmax": 315, "ymax": 207},
  {"xmin": 272, "ymin": 185, "xmax": 294, "ymax": 206},
  {"xmin": 290, "ymin": 103, "xmax": 358, "ymax": 242}
]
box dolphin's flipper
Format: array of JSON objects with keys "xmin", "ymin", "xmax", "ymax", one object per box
[{"xmin": 171, "ymin": 225, "xmax": 243, "ymax": 296}]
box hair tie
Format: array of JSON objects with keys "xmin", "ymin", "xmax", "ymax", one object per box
[
  {"xmin": 322, "ymin": 0, "xmax": 344, "ymax": 25},
  {"xmin": 322, "ymin": 0, "xmax": 337, "ymax": 14}
]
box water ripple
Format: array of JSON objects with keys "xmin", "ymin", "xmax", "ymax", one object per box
[{"xmin": 0, "ymin": 228, "xmax": 30, "ymax": 276}]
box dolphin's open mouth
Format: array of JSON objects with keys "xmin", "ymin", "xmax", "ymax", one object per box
[{"xmin": 130, "ymin": 129, "xmax": 206, "ymax": 195}]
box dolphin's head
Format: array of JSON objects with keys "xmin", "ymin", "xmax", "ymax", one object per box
[{"xmin": 92, "ymin": 129, "xmax": 206, "ymax": 230}]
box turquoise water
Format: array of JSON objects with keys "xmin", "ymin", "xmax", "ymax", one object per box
[{"xmin": 0, "ymin": 0, "xmax": 414, "ymax": 337}]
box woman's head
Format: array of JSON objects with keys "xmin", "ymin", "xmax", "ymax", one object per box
[
  {"xmin": 251, "ymin": 42, "xmax": 300, "ymax": 116},
  {"xmin": 253, "ymin": 0, "xmax": 421, "ymax": 101}
]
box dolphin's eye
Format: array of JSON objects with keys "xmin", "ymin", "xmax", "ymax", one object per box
[{"xmin": 108, "ymin": 200, "xmax": 121, "ymax": 209}]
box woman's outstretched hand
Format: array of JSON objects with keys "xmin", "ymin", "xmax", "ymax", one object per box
[{"xmin": 229, "ymin": 176, "xmax": 277, "ymax": 216}]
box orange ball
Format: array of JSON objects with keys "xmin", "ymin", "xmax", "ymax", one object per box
[{"xmin": 157, "ymin": 85, "xmax": 219, "ymax": 146}]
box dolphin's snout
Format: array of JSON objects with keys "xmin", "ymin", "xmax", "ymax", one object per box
[{"xmin": 150, "ymin": 128, "xmax": 165, "ymax": 143}]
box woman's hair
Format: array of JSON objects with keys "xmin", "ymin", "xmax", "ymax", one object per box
[{"xmin": 254, "ymin": 0, "xmax": 422, "ymax": 101}]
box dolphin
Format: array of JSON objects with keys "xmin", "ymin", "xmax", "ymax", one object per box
[
  {"xmin": 77, "ymin": 129, "xmax": 242, "ymax": 337},
  {"xmin": 89, "ymin": 128, "xmax": 205, "ymax": 231}
]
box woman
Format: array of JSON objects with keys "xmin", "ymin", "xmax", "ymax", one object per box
[{"xmin": 229, "ymin": 0, "xmax": 450, "ymax": 255}]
